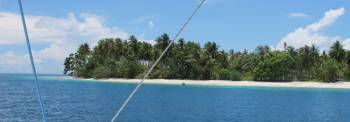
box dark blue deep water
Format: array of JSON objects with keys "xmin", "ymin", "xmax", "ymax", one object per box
[{"xmin": 1, "ymin": 74, "xmax": 350, "ymax": 122}]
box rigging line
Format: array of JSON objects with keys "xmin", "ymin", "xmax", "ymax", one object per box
[
  {"xmin": 110, "ymin": 0, "xmax": 207, "ymax": 121},
  {"xmin": 17, "ymin": 0, "xmax": 47, "ymax": 122}
]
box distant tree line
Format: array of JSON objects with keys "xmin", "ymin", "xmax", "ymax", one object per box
[{"xmin": 64, "ymin": 33, "xmax": 350, "ymax": 82}]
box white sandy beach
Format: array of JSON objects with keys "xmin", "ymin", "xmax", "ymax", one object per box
[{"xmin": 65, "ymin": 77, "xmax": 350, "ymax": 89}]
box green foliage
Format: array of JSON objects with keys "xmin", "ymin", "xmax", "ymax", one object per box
[
  {"xmin": 75, "ymin": 66, "xmax": 90, "ymax": 78},
  {"xmin": 114, "ymin": 59, "xmax": 128, "ymax": 78},
  {"xmin": 63, "ymin": 34, "xmax": 350, "ymax": 82},
  {"xmin": 126, "ymin": 59, "xmax": 145, "ymax": 78},
  {"xmin": 253, "ymin": 51, "xmax": 295, "ymax": 81},
  {"xmin": 218, "ymin": 60, "xmax": 242, "ymax": 80},
  {"xmin": 92, "ymin": 65, "xmax": 114, "ymax": 79},
  {"xmin": 343, "ymin": 65, "xmax": 350, "ymax": 81},
  {"xmin": 329, "ymin": 41, "xmax": 346, "ymax": 62},
  {"xmin": 317, "ymin": 59, "xmax": 342, "ymax": 82},
  {"xmin": 63, "ymin": 53, "xmax": 75, "ymax": 75}
]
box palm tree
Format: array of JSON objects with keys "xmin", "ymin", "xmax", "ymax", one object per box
[
  {"xmin": 297, "ymin": 45, "xmax": 313, "ymax": 80},
  {"xmin": 255, "ymin": 45, "xmax": 271, "ymax": 57},
  {"xmin": 139, "ymin": 42, "xmax": 152, "ymax": 60},
  {"xmin": 128, "ymin": 35, "xmax": 141, "ymax": 58},
  {"xmin": 329, "ymin": 41, "xmax": 346, "ymax": 62},
  {"xmin": 228, "ymin": 49, "xmax": 235, "ymax": 61},
  {"xmin": 204, "ymin": 42, "xmax": 219, "ymax": 59}
]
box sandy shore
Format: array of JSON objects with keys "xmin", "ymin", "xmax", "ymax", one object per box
[{"xmin": 63, "ymin": 77, "xmax": 350, "ymax": 89}]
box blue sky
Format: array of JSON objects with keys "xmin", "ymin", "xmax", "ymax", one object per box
[{"xmin": 0, "ymin": 0, "xmax": 349, "ymax": 74}]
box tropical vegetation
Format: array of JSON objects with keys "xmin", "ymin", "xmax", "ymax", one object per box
[{"xmin": 64, "ymin": 33, "xmax": 350, "ymax": 82}]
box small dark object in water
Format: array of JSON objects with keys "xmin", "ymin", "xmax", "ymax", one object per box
[{"xmin": 182, "ymin": 82, "xmax": 186, "ymax": 86}]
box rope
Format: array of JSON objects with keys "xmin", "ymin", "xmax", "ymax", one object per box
[
  {"xmin": 17, "ymin": 0, "xmax": 47, "ymax": 122},
  {"xmin": 110, "ymin": 0, "xmax": 207, "ymax": 121}
]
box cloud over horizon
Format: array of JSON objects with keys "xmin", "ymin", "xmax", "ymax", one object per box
[
  {"xmin": 0, "ymin": 12, "xmax": 129, "ymax": 73},
  {"xmin": 277, "ymin": 8, "xmax": 349, "ymax": 50}
]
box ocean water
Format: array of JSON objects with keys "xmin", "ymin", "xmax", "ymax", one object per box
[{"xmin": 0, "ymin": 74, "xmax": 350, "ymax": 122}]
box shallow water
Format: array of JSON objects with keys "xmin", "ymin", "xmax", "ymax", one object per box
[{"xmin": 1, "ymin": 74, "xmax": 350, "ymax": 122}]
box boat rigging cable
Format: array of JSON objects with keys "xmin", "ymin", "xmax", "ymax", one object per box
[
  {"xmin": 110, "ymin": 0, "xmax": 207, "ymax": 121},
  {"xmin": 17, "ymin": 0, "xmax": 47, "ymax": 122}
]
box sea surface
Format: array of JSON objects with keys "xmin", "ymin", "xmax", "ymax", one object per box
[{"xmin": 0, "ymin": 74, "xmax": 350, "ymax": 122}]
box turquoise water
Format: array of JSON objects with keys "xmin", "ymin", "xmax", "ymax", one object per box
[{"xmin": 1, "ymin": 74, "xmax": 350, "ymax": 122}]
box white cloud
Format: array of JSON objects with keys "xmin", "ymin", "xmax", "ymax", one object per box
[
  {"xmin": 277, "ymin": 8, "xmax": 347, "ymax": 50},
  {"xmin": 342, "ymin": 39, "xmax": 350, "ymax": 50},
  {"xmin": 288, "ymin": 13, "xmax": 309, "ymax": 18},
  {"xmin": 0, "ymin": 50, "xmax": 65, "ymax": 73},
  {"xmin": 0, "ymin": 12, "xmax": 129, "ymax": 73},
  {"xmin": 0, "ymin": 51, "xmax": 27, "ymax": 65},
  {"xmin": 0, "ymin": 51, "xmax": 31, "ymax": 73},
  {"xmin": 0, "ymin": 12, "xmax": 128, "ymax": 45},
  {"xmin": 34, "ymin": 42, "xmax": 70, "ymax": 63}
]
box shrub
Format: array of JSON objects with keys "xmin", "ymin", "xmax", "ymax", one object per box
[
  {"xmin": 92, "ymin": 65, "xmax": 114, "ymax": 79},
  {"xmin": 318, "ymin": 59, "xmax": 343, "ymax": 82},
  {"xmin": 253, "ymin": 51, "xmax": 295, "ymax": 81}
]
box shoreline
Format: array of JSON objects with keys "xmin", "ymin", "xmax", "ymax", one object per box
[{"xmin": 63, "ymin": 77, "xmax": 350, "ymax": 89}]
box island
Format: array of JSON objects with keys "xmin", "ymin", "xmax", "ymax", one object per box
[{"xmin": 63, "ymin": 33, "xmax": 350, "ymax": 88}]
